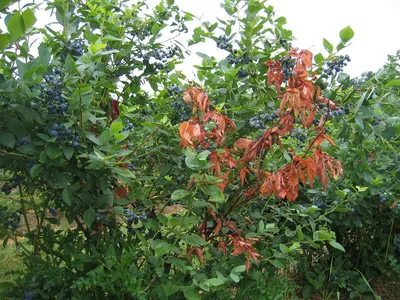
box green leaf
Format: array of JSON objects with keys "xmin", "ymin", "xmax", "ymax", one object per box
[
  {"xmin": 0, "ymin": 281, "xmax": 15, "ymax": 291},
  {"xmin": 296, "ymin": 225, "xmax": 304, "ymax": 240},
  {"xmin": 355, "ymin": 115, "xmax": 364, "ymax": 130},
  {"xmin": 46, "ymin": 144, "xmax": 61, "ymax": 159},
  {"xmin": 62, "ymin": 188, "xmax": 73, "ymax": 205},
  {"xmin": 30, "ymin": 164, "xmax": 41, "ymax": 179},
  {"xmin": 204, "ymin": 278, "xmax": 225, "ymax": 287},
  {"xmin": 21, "ymin": 8, "xmax": 36, "ymax": 30},
  {"xmin": 171, "ymin": 189, "xmax": 189, "ymax": 200},
  {"xmin": 7, "ymin": 12, "xmax": 24, "ymax": 42},
  {"xmin": 313, "ymin": 230, "xmax": 332, "ymax": 241},
  {"xmin": 111, "ymin": 206, "xmax": 124, "ymax": 214},
  {"xmin": 0, "ymin": 33, "xmax": 10, "ymax": 51},
  {"xmin": 83, "ymin": 208, "xmax": 96, "ymax": 227},
  {"xmin": 385, "ymin": 79, "xmax": 400, "ymax": 87},
  {"xmin": 89, "ymin": 39, "xmax": 106, "ymax": 55},
  {"xmin": 0, "ymin": 0, "xmax": 15, "ymax": 10},
  {"xmin": 110, "ymin": 121, "xmax": 123, "ymax": 134},
  {"xmin": 38, "ymin": 43, "xmax": 51, "ymax": 66},
  {"xmin": 322, "ymin": 38, "xmax": 333, "ymax": 53},
  {"xmin": 302, "ymin": 285, "xmax": 315, "ymax": 298},
  {"xmin": 329, "ymin": 240, "xmax": 345, "ymax": 252},
  {"xmin": 167, "ymin": 257, "xmax": 187, "ymax": 273},
  {"xmin": 61, "ymin": 145, "xmax": 74, "ymax": 160},
  {"xmin": 339, "ymin": 26, "xmax": 354, "ymax": 43},
  {"xmin": 181, "ymin": 234, "xmax": 207, "ymax": 246},
  {"xmin": 0, "ymin": 132, "xmax": 15, "ymax": 148},
  {"xmin": 314, "ymin": 53, "xmax": 323, "ymax": 64},
  {"xmin": 199, "ymin": 184, "xmax": 225, "ymax": 203},
  {"xmin": 155, "ymin": 241, "xmax": 173, "ymax": 257},
  {"xmin": 99, "ymin": 130, "xmax": 112, "ymax": 145}
]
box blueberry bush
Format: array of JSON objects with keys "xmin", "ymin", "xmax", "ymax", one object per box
[{"xmin": 0, "ymin": 0, "xmax": 399, "ymax": 299}]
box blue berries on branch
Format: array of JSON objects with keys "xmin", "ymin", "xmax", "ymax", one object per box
[
  {"xmin": 1, "ymin": 175, "xmax": 24, "ymax": 195},
  {"xmin": 67, "ymin": 40, "xmax": 85, "ymax": 56},
  {"xmin": 2, "ymin": 210, "xmax": 21, "ymax": 230},
  {"xmin": 49, "ymin": 124, "xmax": 79, "ymax": 147},
  {"xmin": 280, "ymin": 55, "xmax": 296, "ymax": 81},
  {"xmin": 249, "ymin": 112, "xmax": 278, "ymax": 129},
  {"xmin": 324, "ymin": 55, "xmax": 351, "ymax": 75},
  {"xmin": 216, "ymin": 35, "xmax": 233, "ymax": 52},
  {"xmin": 291, "ymin": 128, "xmax": 306, "ymax": 144},
  {"xmin": 167, "ymin": 85, "xmax": 190, "ymax": 124},
  {"xmin": 125, "ymin": 210, "xmax": 147, "ymax": 235},
  {"xmin": 227, "ymin": 53, "xmax": 252, "ymax": 66},
  {"xmin": 16, "ymin": 137, "xmax": 32, "ymax": 146},
  {"xmin": 137, "ymin": 45, "xmax": 179, "ymax": 71},
  {"xmin": 122, "ymin": 120, "xmax": 134, "ymax": 131},
  {"xmin": 40, "ymin": 73, "xmax": 66, "ymax": 115}
]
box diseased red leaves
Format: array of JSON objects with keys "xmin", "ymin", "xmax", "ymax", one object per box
[
  {"xmin": 228, "ymin": 233, "xmax": 262, "ymax": 273},
  {"xmin": 266, "ymin": 60, "xmax": 284, "ymax": 92},
  {"xmin": 183, "ymin": 87, "xmax": 211, "ymax": 113},
  {"xmin": 111, "ymin": 100, "xmax": 120, "ymax": 120},
  {"xmin": 179, "ymin": 121, "xmax": 204, "ymax": 148}
]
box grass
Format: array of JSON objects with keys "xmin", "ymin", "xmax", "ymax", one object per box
[{"xmin": 0, "ymin": 242, "xmax": 25, "ymax": 283}]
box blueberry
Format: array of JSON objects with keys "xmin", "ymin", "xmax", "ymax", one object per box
[
  {"xmin": 72, "ymin": 141, "xmax": 79, "ymax": 147},
  {"xmin": 49, "ymin": 208, "xmax": 58, "ymax": 217},
  {"xmin": 50, "ymin": 130, "xmax": 58, "ymax": 137}
]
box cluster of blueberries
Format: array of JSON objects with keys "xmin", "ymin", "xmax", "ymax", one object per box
[
  {"xmin": 226, "ymin": 52, "xmax": 252, "ymax": 78},
  {"xmin": 126, "ymin": 210, "xmax": 147, "ymax": 235},
  {"xmin": 128, "ymin": 164, "xmax": 134, "ymax": 171},
  {"xmin": 216, "ymin": 35, "xmax": 233, "ymax": 52},
  {"xmin": 377, "ymin": 193, "xmax": 387, "ymax": 204},
  {"xmin": 320, "ymin": 106, "xmax": 345, "ymax": 119},
  {"xmin": 1, "ymin": 175, "xmax": 24, "ymax": 195},
  {"xmin": 49, "ymin": 207, "xmax": 58, "ymax": 217},
  {"xmin": 344, "ymin": 104, "xmax": 354, "ymax": 114},
  {"xmin": 323, "ymin": 55, "xmax": 351, "ymax": 75},
  {"xmin": 67, "ymin": 40, "xmax": 85, "ymax": 56},
  {"xmin": 249, "ymin": 112, "xmax": 279, "ymax": 129},
  {"xmin": 40, "ymin": 72, "xmax": 66, "ymax": 114},
  {"xmin": 290, "ymin": 128, "xmax": 307, "ymax": 143},
  {"xmin": 237, "ymin": 68, "xmax": 249, "ymax": 78},
  {"xmin": 122, "ymin": 120, "xmax": 134, "ymax": 131},
  {"xmin": 167, "ymin": 85, "xmax": 190, "ymax": 124},
  {"xmin": 227, "ymin": 53, "xmax": 252, "ymax": 65},
  {"xmin": 49, "ymin": 124, "xmax": 79, "ymax": 147},
  {"xmin": 280, "ymin": 56, "xmax": 296, "ymax": 81},
  {"xmin": 138, "ymin": 45, "xmax": 179, "ymax": 71},
  {"xmin": 96, "ymin": 214, "xmax": 109, "ymax": 226},
  {"xmin": 16, "ymin": 136, "xmax": 32, "ymax": 146},
  {"xmin": 2, "ymin": 210, "xmax": 21, "ymax": 230},
  {"xmin": 167, "ymin": 84, "xmax": 183, "ymax": 96},
  {"xmin": 372, "ymin": 116, "xmax": 384, "ymax": 126}
]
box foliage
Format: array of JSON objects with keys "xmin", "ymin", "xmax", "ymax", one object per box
[{"xmin": 0, "ymin": 0, "xmax": 398, "ymax": 299}]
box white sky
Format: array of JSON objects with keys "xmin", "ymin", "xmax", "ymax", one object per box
[{"xmin": 4, "ymin": 0, "xmax": 400, "ymax": 78}]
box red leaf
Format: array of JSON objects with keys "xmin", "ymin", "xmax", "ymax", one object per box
[
  {"xmin": 194, "ymin": 247, "xmax": 204, "ymax": 264},
  {"xmin": 111, "ymin": 100, "xmax": 120, "ymax": 120},
  {"xmin": 324, "ymin": 134, "xmax": 336, "ymax": 146},
  {"xmin": 233, "ymin": 138, "xmax": 254, "ymax": 149}
]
